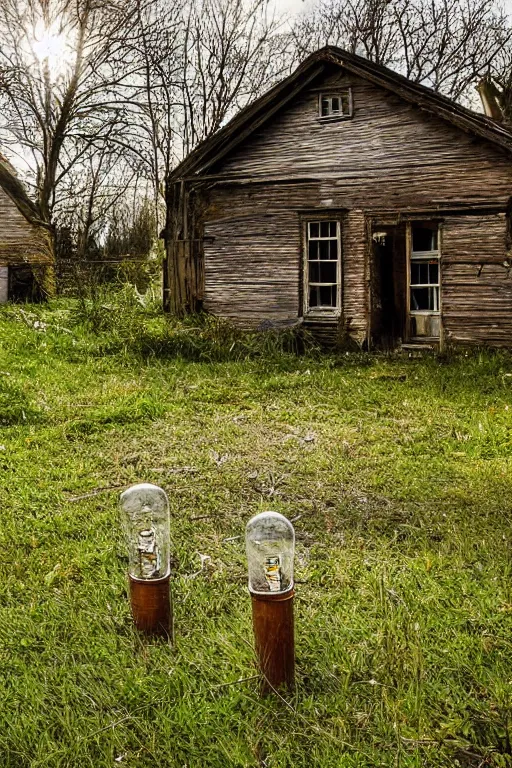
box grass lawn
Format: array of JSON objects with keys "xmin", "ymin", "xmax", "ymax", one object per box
[{"xmin": 1, "ymin": 294, "xmax": 512, "ymax": 767}]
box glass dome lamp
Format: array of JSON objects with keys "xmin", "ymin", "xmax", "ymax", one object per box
[
  {"xmin": 246, "ymin": 511, "xmax": 295, "ymax": 595},
  {"xmin": 120, "ymin": 483, "xmax": 172, "ymax": 636},
  {"xmin": 120, "ymin": 483, "xmax": 170, "ymax": 581},
  {"xmin": 246, "ymin": 511, "xmax": 295, "ymax": 692}
]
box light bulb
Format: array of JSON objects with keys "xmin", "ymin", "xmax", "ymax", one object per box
[
  {"xmin": 120, "ymin": 483, "xmax": 170, "ymax": 581},
  {"xmin": 246, "ymin": 511, "xmax": 295, "ymax": 595}
]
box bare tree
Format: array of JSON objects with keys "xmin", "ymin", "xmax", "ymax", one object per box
[
  {"xmin": 292, "ymin": 0, "xmax": 511, "ymax": 103},
  {"xmin": 178, "ymin": 0, "xmax": 290, "ymax": 156},
  {"xmin": 118, "ymin": 0, "xmax": 288, "ymax": 236},
  {"xmin": 0, "ymin": 0, "xmax": 142, "ymax": 227},
  {"xmin": 57, "ymin": 144, "xmax": 141, "ymax": 264},
  {"xmin": 478, "ymin": 23, "xmax": 512, "ymax": 122},
  {"xmin": 105, "ymin": 0, "xmax": 183, "ymax": 235}
]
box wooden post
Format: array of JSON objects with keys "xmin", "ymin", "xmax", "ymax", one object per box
[
  {"xmin": 129, "ymin": 574, "xmax": 172, "ymax": 638},
  {"xmin": 250, "ymin": 588, "xmax": 295, "ymax": 693}
]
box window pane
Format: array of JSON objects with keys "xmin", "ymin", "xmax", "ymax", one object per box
[
  {"xmin": 309, "ymin": 240, "xmax": 319, "ymax": 260},
  {"xmin": 320, "ymin": 285, "xmax": 337, "ymax": 306},
  {"xmin": 320, "ymin": 91, "xmax": 351, "ymax": 118},
  {"xmin": 411, "ymin": 286, "xmax": 440, "ymax": 311},
  {"xmin": 411, "ymin": 260, "xmax": 439, "ymax": 286},
  {"xmin": 320, "ymin": 221, "xmax": 330, "ymax": 238},
  {"xmin": 330, "ymin": 222, "xmax": 337, "ymax": 237},
  {"xmin": 329, "ymin": 240, "xmax": 338, "ymax": 259},
  {"xmin": 309, "ymin": 286, "xmax": 319, "ymax": 307},
  {"xmin": 309, "ymin": 262, "xmax": 320, "ymax": 283},
  {"xmin": 309, "ymin": 222, "xmax": 319, "ymax": 238},
  {"xmin": 412, "ymin": 226, "xmax": 438, "ymax": 252},
  {"xmin": 319, "ymin": 240, "xmax": 330, "ymax": 259},
  {"xmin": 320, "ymin": 262, "xmax": 337, "ymax": 283},
  {"xmin": 411, "ymin": 287, "xmax": 429, "ymax": 310}
]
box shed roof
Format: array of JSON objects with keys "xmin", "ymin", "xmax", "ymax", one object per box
[
  {"xmin": 170, "ymin": 45, "xmax": 512, "ymax": 183},
  {"xmin": 0, "ymin": 153, "xmax": 43, "ymax": 225}
]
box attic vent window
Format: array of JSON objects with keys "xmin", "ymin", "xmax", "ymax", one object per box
[{"xmin": 319, "ymin": 90, "xmax": 352, "ymax": 120}]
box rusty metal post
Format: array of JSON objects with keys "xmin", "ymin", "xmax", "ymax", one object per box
[
  {"xmin": 129, "ymin": 573, "xmax": 172, "ymax": 638},
  {"xmin": 250, "ymin": 587, "xmax": 295, "ymax": 693}
]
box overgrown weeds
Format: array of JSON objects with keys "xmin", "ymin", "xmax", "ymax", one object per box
[{"xmin": 40, "ymin": 283, "xmax": 320, "ymax": 361}]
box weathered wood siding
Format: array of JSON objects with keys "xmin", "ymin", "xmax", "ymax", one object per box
[
  {"xmin": 342, "ymin": 210, "xmax": 367, "ymax": 342},
  {"xmin": 442, "ymin": 215, "xmax": 512, "ymax": 346},
  {"xmin": 0, "ymin": 266, "xmax": 7, "ymax": 303},
  {"xmin": 0, "ymin": 186, "xmax": 52, "ymax": 267},
  {"xmin": 217, "ymin": 70, "xmax": 512, "ymax": 206},
  {"xmin": 204, "ymin": 210, "xmax": 300, "ymax": 324},
  {"xmin": 202, "ymin": 182, "xmax": 369, "ymax": 341},
  {"xmin": 187, "ymin": 66, "xmax": 512, "ymax": 346}
]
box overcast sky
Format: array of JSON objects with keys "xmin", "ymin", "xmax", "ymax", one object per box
[
  {"xmin": 277, "ymin": 0, "xmax": 512, "ymax": 19},
  {"xmin": 277, "ymin": 0, "xmax": 313, "ymax": 15}
]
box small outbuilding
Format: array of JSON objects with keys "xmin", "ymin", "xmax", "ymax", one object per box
[
  {"xmin": 0, "ymin": 154, "xmax": 54, "ymax": 303},
  {"xmin": 164, "ymin": 46, "xmax": 512, "ymax": 349}
]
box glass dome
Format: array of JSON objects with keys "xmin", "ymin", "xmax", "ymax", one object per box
[
  {"xmin": 246, "ymin": 511, "xmax": 295, "ymax": 594},
  {"xmin": 120, "ymin": 483, "xmax": 170, "ymax": 580}
]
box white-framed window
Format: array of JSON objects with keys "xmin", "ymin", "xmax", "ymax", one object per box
[
  {"xmin": 410, "ymin": 225, "xmax": 440, "ymax": 313},
  {"xmin": 319, "ymin": 90, "xmax": 352, "ymax": 120},
  {"xmin": 304, "ymin": 220, "xmax": 342, "ymax": 315}
]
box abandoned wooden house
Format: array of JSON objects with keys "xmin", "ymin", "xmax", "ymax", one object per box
[
  {"xmin": 0, "ymin": 154, "xmax": 54, "ymax": 303},
  {"xmin": 164, "ymin": 46, "xmax": 512, "ymax": 349}
]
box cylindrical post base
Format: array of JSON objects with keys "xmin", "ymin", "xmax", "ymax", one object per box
[
  {"xmin": 129, "ymin": 574, "xmax": 172, "ymax": 638},
  {"xmin": 250, "ymin": 588, "xmax": 295, "ymax": 693}
]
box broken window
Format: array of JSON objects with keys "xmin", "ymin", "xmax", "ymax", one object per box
[
  {"xmin": 319, "ymin": 90, "xmax": 352, "ymax": 119},
  {"xmin": 412, "ymin": 226, "xmax": 438, "ymax": 254},
  {"xmin": 410, "ymin": 224, "xmax": 440, "ymax": 312},
  {"xmin": 305, "ymin": 220, "xmax": 341, "ymax": 313}
]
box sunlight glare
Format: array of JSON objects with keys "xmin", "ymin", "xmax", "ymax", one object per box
[{"xmin": 32, "ymin": 19, "xmax": 72, "ymax": 76}]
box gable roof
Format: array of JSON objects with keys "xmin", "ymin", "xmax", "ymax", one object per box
[
  {"xmin": 170, "ymin": 45, "xmax": 512, "ymax": 183},
  {"xmin": 0, "ymin": 153, "xmax": 44, "ymax": 225}
]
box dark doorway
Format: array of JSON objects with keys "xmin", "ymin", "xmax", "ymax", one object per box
[
  {"xmin": 370, "ymin": 224, "xmax": 406, "ymax": 348},
  {"xmin": 9, "ymin": 266, "xmax": 44, "ymax": 302}
]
